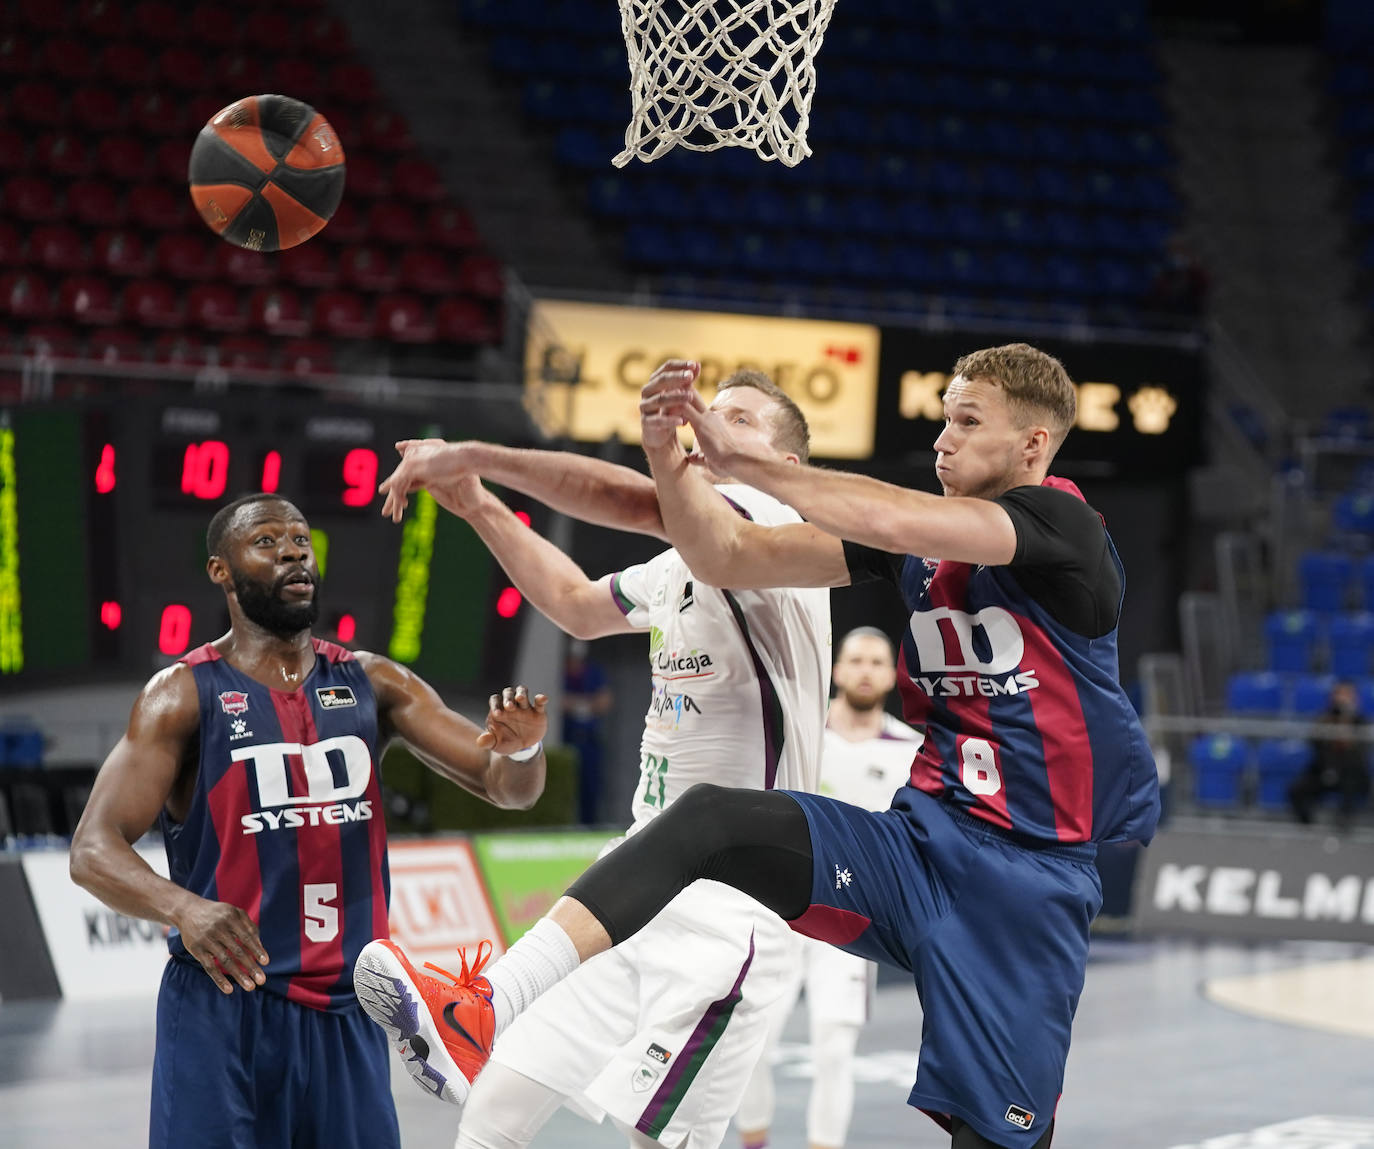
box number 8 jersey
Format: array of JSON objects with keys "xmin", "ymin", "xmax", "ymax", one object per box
[
  {"xmin": 160, "ymin": 640, "xmax": 390, "ymax": 1010},
  {"xmin": 608, "ymin": 484, "xmax": 832, "ymax": 832}
]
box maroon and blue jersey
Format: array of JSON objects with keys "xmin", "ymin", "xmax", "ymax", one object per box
[
  {"xmin": 846, "ymin": 478, "xmax": 1159, "ymax": 845},
  {"xmin": 160, "ymin": 639, "xmax": 391, "ymax": 1011}
]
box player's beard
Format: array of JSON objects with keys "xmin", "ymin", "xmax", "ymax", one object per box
[
  {"xmin": 839, "ymin": 688, "xmax": 883, "ymax": 713},
  {"xmin": 231, "ymin": 569, "xmax": 320, "ymax": 637}
]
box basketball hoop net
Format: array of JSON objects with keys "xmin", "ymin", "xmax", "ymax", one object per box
[{"xmin": 614, "ymin": 0, "xmax": 838, "ymax": 168}]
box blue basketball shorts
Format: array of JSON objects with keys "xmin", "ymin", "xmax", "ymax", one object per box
[
  {"xmin": 150, "ymin": 956, "xmax": 399, "ymax": 1149},
  {"xmin": 784, "ymin": 788, "xmax": 1102, "ymax": 1148}
]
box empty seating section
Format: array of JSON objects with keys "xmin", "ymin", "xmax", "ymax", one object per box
[
  {"xmin": 1, "ymin": 0, "xmax": 504, "ymax": 374},
  {"xmin": 458, "ymin": 0, "xmax": 1178, "ymax": 316},
  {"xmin": 1329, "ymin": 2, "xmax": 1374, "ymax": 329}
]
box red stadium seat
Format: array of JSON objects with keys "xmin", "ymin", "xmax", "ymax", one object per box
[
  {"xmin": 280, "ymin": 338, "xmax": 334, "ymax": 377},
  {"xmin": 215, "ymin": 51, "xmax": 263, "ymax": 93},
  {"xmin": 36, "ymin": 131, "xmax": 92, "ymax": 178},
  {"xmin": 392, "ymin": 157, "xmax": 447, "ymax": 204},
  {"xmin": 152, "ymin": 331, "xmax": 207, "ymax": 367},
  {"xmin": 314, "ymin": 290, "xmax": 372, "ymax": 339},
  {"xmin": 375, "ymin": 294, "xmax": 435, "ymax": 343},
  {"xmin": 189, "ymin": 2, "xmax": 244, "ymax": 46},
  {"xmin": 77, "ymin": 0, "xmax": 128, "ymax": 39},
  {"xmin": 96, "ymin": 136, "xmax": 152, "ymax": 183},
  {"xmin": 455, "ymin": 254, "xmax": 505, "ymax": 300},
  {"xmin": 0, "ymin": 222, "xmax": 23, "ymax": 268},
  {"xmin": 428, "ymin": 205, "xmax": 479, "ymax": 250},
  {"xmin": 31, "ymin": 226, "xmax": 89, "ymax": 274},
  {"xmin": 244, "ymin": 11, "xmax": 292, "ymax": 53},
  {"xmin": 129, "ymin": 183, "xmax": 193, "ymax": 232},
  {"xmin": 2, "ymin": 272, "xmax": 55, "ymax": 322},
  {"xmin": 360, "ymin": 109, "xmax": 414, "ymax": 154},
  {"xmin": 93, "ymin": 229, "xmax": 152, "ymax": 277},
  {"xmin": 305, "ymin": 14, "xmax": 351, "ymax": 55},
  {"xmin": 367, "ymin": 202, "xmax": 421, "ymax": 246},
  {"xmin": 339, "ymin": 246, "xmax": 398, "ymax": 292},
  {"xmin": 187, "ymin": 283, "xmax": 247, "ymax": 333},
  {"xmin": 278, "ymin": 243, "xmax": 337, "ymax": 289},
  {"xmin": 160, "ymin": 46, "xmax": 208, "ymax": 92},
  {"xmin": 214, "ymin": 243, "xmax": 276, "ymax": 287},
  {"xmin": 71, "ymin": 86, "xmax": 130, "ymax": 134},
  {"xmin": 0, "ymin": 32, "xmax": 36, "ymax": 77},
  {"xmin": 19, "ymin": 0, "xmax": 68, "ymax": 30},
  {"xmin": 59, "ymin": 275, "xmax": 120, "ymax": 325},
  {"xmin": 272, "ymin": 58, "xmax": 323, "ymax": 98},
  {"xmin": 398, "ymin": 249, "xmax": 456, "ymax": 294},
  {"xmin": 344, "ymin": 154, "xmax": 390, "ymax": 200},
  {"xmin": 155, "ymin": 138, "xmax": 193, "ymax": 184},
  {"xmin": 133, "ymin": 91, "xmax": 190, "ymax": 138},
  {"xmin": 89, "ymin": 328, "xmax": 146, "ymax": 365},
  {"xmin": 328, "ymin": 63, "xmax": 377, "ymax": 107},
  {"xmin": 19, "ymin": 324, "xmax": 80, "ymax": 359},
  {"xmin": 100, "ymin": 42, "xmax": 155, "ymax": 89},
  {"xmin": 249, "ymin": 286, "xmax": 309, "ymax": 337},
  {"xmin": 44, "ymin": 38, "xmax": 94, "ymax": 84},
  {"xmin": 11, "ymin": 81, "xmax": 65, "ymax": 128},
  {"xmin": 435, "ymin": 297, "xmax": 499, "ymax": 345},
  {"xmin": 156, "ymin": 233, "xmax": 214, "ymax": 280},
  {"xmin": 68, "ymin": 179, "xmax": 128, "ymax": 228},
  {"xmin": 133, "ymin": 0, "xmax": 184, "ymax": 43},
  {"xmin": 125, "ymin": 278, "xmax": 185, "ymax": 328},
  {"xmin": 5, "ymin": 175, "xmax": 63, "ymax": 223},
  {"xmin": 322, "ymin": 199, "xmax": 367, "ymax": 245},
  {"xmin": 0, "ymin": 128, "xmax": 28, "ymax": 173},
  {"xmin": 215, "ymin": 335, "xmax": 271, "ymax": 372}
]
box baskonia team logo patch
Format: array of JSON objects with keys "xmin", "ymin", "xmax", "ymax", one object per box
[
  {"xmin": 218, "ymin": 690, "xmax": 250, "ymax": 716},
  {"xmin": 316, "ymin": 686, "xmax": 357, "ymax": 708},
  {"xmin": 1005, "ymin": 1104, "xmax": 1035, "ymax": 1129}
]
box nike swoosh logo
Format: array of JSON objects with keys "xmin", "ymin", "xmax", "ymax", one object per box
[{"xmin": 442, "ymin": 1002, "xmax": 485, "ymax": 1052}]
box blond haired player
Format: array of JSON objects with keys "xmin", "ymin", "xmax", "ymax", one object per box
[
  {"xmin": 737, "ymin": 627, "xmax": 922, "ymax": 1149},
  {"xmin": 356, "ymin": 367, "xmax": 831, "ymax": 1149}
]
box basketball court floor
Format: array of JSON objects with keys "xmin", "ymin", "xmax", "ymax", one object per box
[{"xmin": 2, "ymin": 938, "xmax": 1372, "ymax": 1147}]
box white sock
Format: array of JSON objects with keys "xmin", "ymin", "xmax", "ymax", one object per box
[{"xmin": 485, "ymin": 918, "xmax": 580, "ymax": 1036}]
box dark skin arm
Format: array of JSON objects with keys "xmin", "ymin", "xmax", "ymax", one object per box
[
  {"xmin": 69, "ymin": 664, "xmax": 271, "ymax": 996},
  {"xmin": 360, "ymin": 652, "xmax": 549, "ymax": 811}
]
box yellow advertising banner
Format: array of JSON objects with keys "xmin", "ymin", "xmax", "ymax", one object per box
[{"xmin": 524, "ymin": 300, "xmax": 882, "ymax": 459}]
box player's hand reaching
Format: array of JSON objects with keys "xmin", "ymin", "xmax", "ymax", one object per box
[
  {"xmin": 379, "ymin": 438, "xmax": 476, "ymax": 523},
  {"xmin": 640, "ymin": 360, "xmax": 702, "ymax": 451},
  {"xmin": 478, "ymin": 685, "xmax": 549, "ymax": 756},
  {"xmin": 174, "ymin": 895, "xmax": 270, "ymax": 994}
]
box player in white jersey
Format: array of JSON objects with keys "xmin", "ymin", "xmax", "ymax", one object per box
[
  {"xmin": 356, "ymin": 370, "xmax": 831, "ymax": 1149},
  {"xmin": 737, "ymin": 627, "xmax": 922, "ymax": 1149}
]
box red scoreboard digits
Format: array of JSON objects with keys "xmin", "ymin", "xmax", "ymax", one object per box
[{"xmin": 168, "ymin": 440, "xmax": 381, "ymax": 508}]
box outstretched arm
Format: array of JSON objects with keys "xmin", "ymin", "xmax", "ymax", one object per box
[
  {"xmin": 645, "ymin": 363, "xmax": 1017, "ymax": 566},
  {"xmin": 362, "ymin": 653, "xmax": 549, "ymax": 811},
  {"xmin": 380, "ymin": 439, "xmax": 666, "ymax": 539}
]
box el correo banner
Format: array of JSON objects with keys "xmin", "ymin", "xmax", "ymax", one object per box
[
  {"xmin": 524, "ymin": 300, "xmax": 882, "ymax": 459},
  {"xmin": 1133, "ymin": 822, "xmax": 1374, "ymax": 943}
]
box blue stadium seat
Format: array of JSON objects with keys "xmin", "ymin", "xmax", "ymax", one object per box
[
  {"xmin": 1265, "ymin": 609, "xmax": 1321, "ymax": 673},
  {"xmin": 1333, "ymin": 492, "xmax": 1374, "ymax": 534},
  {"xmin": 1291, "ymin": 672, "xmax": 1338, "ymax": 717},
  {"xmin": 1357, "ymin": 677, "xmax": 1374, "ymax": 716},
  {"xmin": 1363, "ymin": 555, "xmax": 1374, "ymax": 611},
  {"xmin": 1189, "ymin": 734, "xmax": 1249, "ymax": 808},
  {"xmin": 1298, "ymin": 550, "xmax": 1355, "ymax": 612},
  {"xmin": 1254, "ymin": 738, "xmax": 1314, "ymax": 810},
  {"xmin": 1328, "ymin": 612, "xmax": 1374, "ymax": 678},
  {"xmin": 1226, "ymin": 671, "xmax": 1285, "ymax": 716}
]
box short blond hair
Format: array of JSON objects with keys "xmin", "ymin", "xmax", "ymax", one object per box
[
  {"xmin": 952, "ymin": 343, "xmax": 1076, "ymax": 446},
  {"xmin": 718, "ymin": 369, "xmax": 811, "ymax": 463}
]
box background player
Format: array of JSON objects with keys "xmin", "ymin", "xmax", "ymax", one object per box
[
  {"xmin": 393, "ymin": 343, "xmax": 1160, "ymax": 1149},
  {"xmin": 736, "ymin": 626, "xmax": 923, "ymax": 1149},
  {"xmin": 354, "ymin": 369, "xmax": 831, "ymax": 1149},
  {"xmin": 68, "ymin": 493, "xmax": 549, "ymax": 1149}
]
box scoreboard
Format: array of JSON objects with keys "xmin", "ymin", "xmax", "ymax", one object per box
[{"xmin": 2, "ymin": 400, "xmax": 523, "ymax": 689}]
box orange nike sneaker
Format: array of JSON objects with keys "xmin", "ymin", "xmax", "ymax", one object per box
[{"xmin": 354, "ymin": 938, "xmax": 496, "ymax": 1106}]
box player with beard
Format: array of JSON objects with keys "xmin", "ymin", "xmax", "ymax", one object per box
[
  {"xmin": 736, "ymin": 627, "xmax": 922, "ymax": 1149},
  {"xmin": 70, "ymin": 493, "xmax": 551, "ymax": 1149}
]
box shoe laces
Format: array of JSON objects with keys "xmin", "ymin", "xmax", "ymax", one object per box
[{"xmin": 423, "ymin": 939, "xmax": 493, "ymax": 989}]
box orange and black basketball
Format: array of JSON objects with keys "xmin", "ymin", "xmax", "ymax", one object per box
[{"xmin": 188, "ymin": 94, "xmax": 346, "ymax": 252}]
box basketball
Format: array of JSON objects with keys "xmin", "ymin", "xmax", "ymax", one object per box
[{"xmin": 187, "ymin": 94, "xmax": 346, "ymax": 252}]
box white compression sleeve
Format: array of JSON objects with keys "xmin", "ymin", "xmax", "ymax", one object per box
[
  {"xmin": 455, "ymin": 1063, "xmax": 569, "ymax": 1149},
  {"xmin": 484, "ymin": 918, "xmax": 581, "ymax": 1036}
]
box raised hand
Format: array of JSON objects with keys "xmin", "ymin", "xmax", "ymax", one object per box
[
  {"xmin": 477, "ymin": 685, "xmax": 549, "ymax": 755},
  {"xmin": 639, "ymin": 359, "xmax": 701, "ymax": 450},
  {"xmin": 174, "ymin": 895, "xmax": 270, "ymax": 994},
  {"xmin": 378, "ymin": 439, "xmax": 473, "ymax": 523}
]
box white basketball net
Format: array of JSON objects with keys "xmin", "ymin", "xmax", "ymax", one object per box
[{"xmin": 614, "ymin": 0, "xmax": 838, "ymax": 168}]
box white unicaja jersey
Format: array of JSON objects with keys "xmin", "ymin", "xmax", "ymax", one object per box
[
  {"xmin": 819, "ymin": 712, "xmax": 924, "ymax": 813},
  {"xmin": 608, "ymin": 484, "xmax": 832, "ymax": 831}
]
